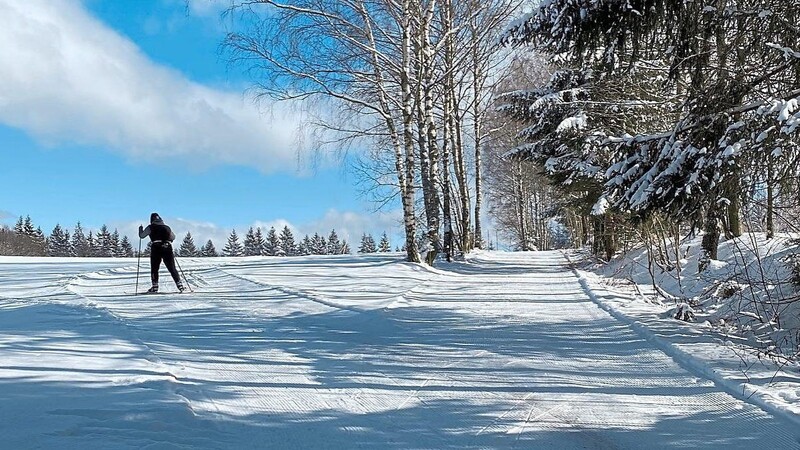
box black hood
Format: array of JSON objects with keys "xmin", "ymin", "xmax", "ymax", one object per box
[{"xmin": 150, "ymin": 213, "xmax": 163, "ymax": 224}]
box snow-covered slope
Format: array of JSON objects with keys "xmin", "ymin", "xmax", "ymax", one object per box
[{"xmin": 0, "ymin": 252, "xmax": 798, "ymax": 448}]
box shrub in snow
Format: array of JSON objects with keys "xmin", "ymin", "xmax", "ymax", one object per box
[
  {"xmin": 673, "ymin": 303, "xmax": 696, "ymax": 322},
  {"xmin": 714, "ymin": 281, "xmax": 742, "ymax": 300}
]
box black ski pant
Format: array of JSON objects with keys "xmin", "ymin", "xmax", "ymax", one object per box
[{"xmin": 151, "ymin": 242, "xmax": 181, "ymax": 286}]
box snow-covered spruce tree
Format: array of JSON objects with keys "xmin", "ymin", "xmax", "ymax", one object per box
[
  {"xmin": 223, "ymin": 229, "xmax": 244, "ymax": 257},
  {"xmin": 110, "ymin": 230, "xmax": 122, "ymax": 257},
  {"xmin": 278, "ymin": 226, "xmax": 296, "ymax": 256},
  {"xmin": 263, "ymin": 227, "xmax": 279, "ymax": 256},
  {"xmin": 503, "ymin": 0, "xmax": 800, "ymax": 266},
  {"xmin": 180, "ymin": 232, "xmax": 198, "ymax": 257},
  {"xmin": 378, "ymin": 232, "xmax": 391, "ymax": 252},
  {"xmin": 201, "ymin": 239, "xmax": 218, "ymax": 257},
  {"xmin": 243, "ymin": 227, "xmax": 260, "ymax": 256},
  {"xmin": 358, "ymin": 234, "xmax": 377, "ymax": 254},
  {"xmin": 48, "ymin": 224, "xmax": 71, "ymax": 257},
  {"xmin": 327, "ymin": 229, "xmax": 342, "ymax": 255},
  {"xmin": 309, "ymin": 233, "xmax": 326, "ymax": 255},
  {"xmin": 62, "ymin": 229, "xmax": 73, "ymax": 256},
  {"xmin": 297, "ymin": 235, "xmax": 311, "ymax": 256},
  {"xmin": 495, "ymin": 66, "xmax": 650, "ymax": 259},
  {"xmin": 71, "ymin": 222, "xmax": 89, "ymax": 257},
  {"xmin": 119, "ymin": 236, "xmax": 134, "ymax": 257},
  {"xmin": 341, "ymin": 240, "xmax": 351, "ymax": 254},
  {"xmin": 95, "ymin": 225, "xmax": 113, "ymax": 257},
  {"xmin": 253, "ymin": 227, "xmax": 266, "ymax": 255},
  {"xmin": 86, "ymin": 231, "xmax": 96, "ymax": 257}
]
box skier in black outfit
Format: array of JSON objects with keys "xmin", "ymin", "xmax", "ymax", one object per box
[{"xmin": 139, "ymin": 213, "xmax": 184, "ymax": 293}]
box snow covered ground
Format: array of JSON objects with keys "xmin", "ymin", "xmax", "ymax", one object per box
[{"xmin": 1, "ymin": 251, "xmax": 799, "ymax": 449}]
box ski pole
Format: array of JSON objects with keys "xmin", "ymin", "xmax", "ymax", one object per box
[
  {"xmin": 175, "ymin": 256, "xmax": 193, "ymax": 292},
  {"xmin": 135, "ymin": 236, "xmax": 142, "ymax": 296}
]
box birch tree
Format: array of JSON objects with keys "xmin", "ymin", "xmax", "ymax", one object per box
[{"xmin": 225, "ymin": 0, "xmax": 422, "ymax": 262}]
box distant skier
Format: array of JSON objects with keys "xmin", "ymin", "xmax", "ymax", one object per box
[{"xmin": 139, "ymin": 213, "xmax": 184, "ymax": 293}]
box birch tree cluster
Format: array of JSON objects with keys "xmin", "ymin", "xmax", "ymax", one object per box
[
  {"xmin": 497, "ymin": 0, "xmax": 800, "ymax": 265},
  {"xmin": 224, "ymin": 0, "xmax": 521, "ymax": 263}
]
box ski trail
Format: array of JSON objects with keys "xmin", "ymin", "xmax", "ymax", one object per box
[{"xmin": 2, "ymin": 253, "xmax": 800, "ymax": 448}]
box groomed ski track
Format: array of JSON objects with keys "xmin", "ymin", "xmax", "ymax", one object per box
[{"xmin": 0, "ymin": 251, "xmax": 798, "ymax": 449}]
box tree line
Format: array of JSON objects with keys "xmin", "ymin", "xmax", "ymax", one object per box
[
  {"xmin": 0, "ymin": 216, "xmax": 395, "ymax": 258},
  {"xmin": 201, "ymin": 226, "xmax": 394, "ymax": 257},
  {"xmin": 1, "ymin": 216, "xmax": 134, "ymax": 257}
]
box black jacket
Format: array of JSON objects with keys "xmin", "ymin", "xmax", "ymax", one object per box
[{"xmin": 139, "ymin": 218, "xmax": 176, "ymax": 242}]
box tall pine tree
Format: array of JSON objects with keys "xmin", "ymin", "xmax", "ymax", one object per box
[
  {"xmin": 253, "ymin": 227, "xmax": 265, "ymax": 256},
  {"xmin": 223, "ymin": 229, "xmax": 244, "ymax": 257},
  {"xmin": 278, "ymin": 226, "xmax": 296, "ymax": 256},
  {"xmin": 310, "ymin": 233, "xmax": 327, "ymax": 255},
  {"xmin": 201, "ymin": 239, "xmax": 218, "ymax": 257},
  {"xmin": 243, "ymin": 227, "xmax": 261, "ymax": 256},
  {"xmin": 263, "ymin": 227, "xmax": 279, "ymax": 256},
  {"xmin": 358, "ymin": 234, "xmax": 377, "ymax": 254},
  {"xmin": 180, "ymin": 232, "xmax": 198, "ymax": 257},
  {"xmin": 72, "ymin": 222, "xmax": 89, "ymax": 257},
  {"xmin": 378, "ymin": 233, "xmax": 391, "ymax": 252},
  {"xmin": 119, "ymin": 235, "xmax": 134, "ymax": 257},
  {"xmin": 48, "ymin": 224, "xmax": 71, "ymax": 257},
  {"xmin": 327, "ymin": 229, "xmax": 342, "ymax": 255}
]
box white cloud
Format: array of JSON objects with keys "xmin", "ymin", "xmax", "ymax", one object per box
[
  {"xmin": 0, "ymin": 0, "xmax": 306, "ymax": 172},
  {"xmin": 185, "ymin": 0, "xmax": 228, "ymax": 18},
  {"xmin": 300, "ymin": 209, "xmax": 403, "ymax": 246}
]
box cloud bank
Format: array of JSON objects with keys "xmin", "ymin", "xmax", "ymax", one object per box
[{"xmin": 0, "ymin": 0, "xmax": 303, "ymax": 172}]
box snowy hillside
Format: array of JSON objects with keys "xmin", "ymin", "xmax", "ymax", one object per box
[{"xmin": 1, "ymin": 252, "xmax": 799, "ymax": 448}]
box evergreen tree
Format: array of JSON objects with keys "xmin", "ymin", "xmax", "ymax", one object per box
[
  {"xmin": 48, "ymin": 224, "xmax": 70, "ymax": 257},
  {"xmin": 13, "ymin": 216, "xmax": 47, "ymax": 256},
  {"xmin": 340, "ymin": 241, "xmax": 351, "ymax": 255},
  {"xmin": 201, "ymin": 239, "xmax": 218, "ymax": 257},
  {"xmin": 13, "ymin": 217, "xmax": 24, "ymax": 234},
  {"xmin": 179, "ymin": 231, "xmax": 198, "ymax": 257},
  {"xmin": 502, "ymin": 0, "xmax": 800, "ymax": 263},
  {"xmin": 142, "ymin": 241, "xmax": 152, "ymax": 257},
  {"xmin": 110, "ymin": 229, "xmax": 121, "ymax": 257},
  {"xmin": 22, "ymin": 216, "xmax": 35, "ymax": 237},
  {"xmin": 63, "ymin": 229, "xmax": 73, "ymax": 256},
  {"xmin": 278, "ymin": 226, "xmax": 296, "ymax": 256},
  {"xmin": 223, "ymin": 229, "xmax": 244, "ymax": 257},
  {"xmin": 254, "ymin": 227, "xmax": 265, "ymax": 255},
  {"xmin": 243, "ymin": 227, "xmax": 261, "ymax": 256},
  {"xmin": 378, "ymin": 232, "xmax": 391, "ymax": 252},
  {"xmin": 298, "ymin": 235, "xmax": 312, "ymax": 256},
  {"xmin": 95, "ymin": 225, "xmax": 113, "ymax": 257},
  {"xmin": 86, "ymin": 231, "xmax": 96, "ymax": 257},
  {"xmin": 263, "ymin": 227, "xmax": 280, "ymax": 256},
  {"xmin": 119, "ymin": 235, "xmax": 134, "ymax": 257},
  {"xmin": 72, "ymin": 222, "xmax": 89, "ymax": 257},
  {"xmin": 327, "ymin": 229, "xmax": 342, "ymax": 255},
  {"xmin": 358, "ymin": 234, "xmax": 377, "ymax": 254},
  {"xmin": 310, "ymin": 233, "xmax": 327, "ymax": 255}
]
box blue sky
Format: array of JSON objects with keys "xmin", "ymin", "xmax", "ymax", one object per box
[{"xmin": 0, "ymin": 0, "xmax": 403, "ymax": 247}]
